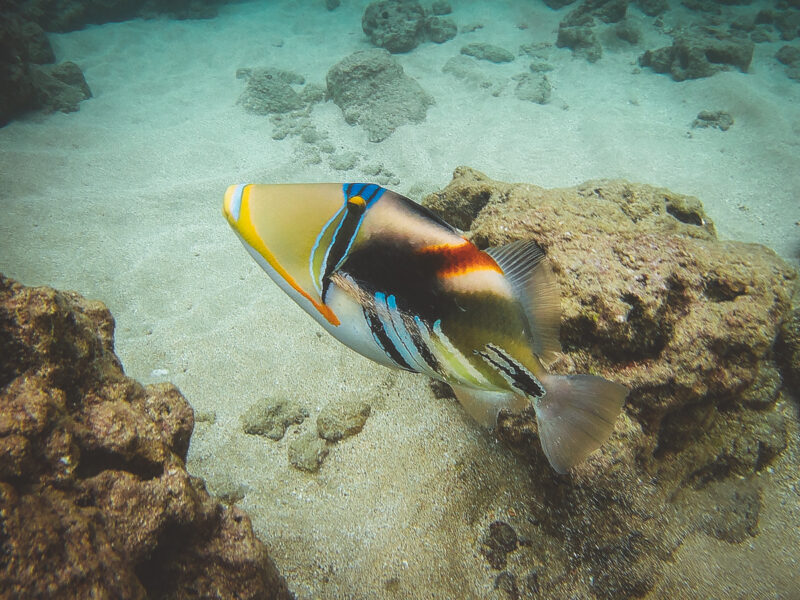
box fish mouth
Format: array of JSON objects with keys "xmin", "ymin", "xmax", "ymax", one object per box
[{"xmin": 223, "ymin": 183, "xmax": 247, "ymax": 227}]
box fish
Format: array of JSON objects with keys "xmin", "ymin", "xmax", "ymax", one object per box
[{"xmin": 222, "ymin": 182, "xmax": 628, "ymax": 473}]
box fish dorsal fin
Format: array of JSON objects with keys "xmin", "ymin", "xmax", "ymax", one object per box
[{"xmin": 485, "ymin": 240, "xmax": 562, "ymax": 363}]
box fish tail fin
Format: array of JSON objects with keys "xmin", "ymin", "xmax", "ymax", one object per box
[{"xmin": 534, "ymin": 374, "xmax": 628, "ymax": 474}]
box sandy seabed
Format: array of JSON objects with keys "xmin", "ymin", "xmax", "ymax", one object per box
[{"xmin": 1, "ymin": 0, "xmax": 799, "ymax": 597}]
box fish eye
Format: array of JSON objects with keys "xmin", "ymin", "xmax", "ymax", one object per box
[{"xmin": 347, "ymin": 196, "xmax": 366, "ymax": 214}]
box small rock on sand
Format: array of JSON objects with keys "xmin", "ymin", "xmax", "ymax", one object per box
[
  {"xmin": 288, "ymin": 431, "xmax": 330, "ymax": 472},
  {"xmin": 240, "ymin": 398, "xmax": 308, "ymax": 440},
  {"xmin": 317, "ymin": 400, "xmax": 372, "ymax": 441}
]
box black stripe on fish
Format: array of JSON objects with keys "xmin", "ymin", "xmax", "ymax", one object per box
[
  {"xmin": 321, "ymin": 200, "xmax": 365, "ymax": 300},
  {"xmin": 321, "ymin": 185, "xmax": 387, "ymax": 301},
  {"xmin": 406, "ymin": 315, "xmax": 443, "ymax": 376},
  {"xmin": 362, "ymin": 303, "xmax": 415, "ymax": 372},
  {"xmin": 343, "ymin": 238, "xmax": 454, "ymax": 322},
  {"xmin": 344, "ymin": 183, "xmax": 385, "ymax": 204},
  {"xmin": 479, "ymin": 343, "xmax": 545, "ymax": 399},
  {"xmin": 377, "ymin": 293, "xmax": 443, "ymax": 377}
]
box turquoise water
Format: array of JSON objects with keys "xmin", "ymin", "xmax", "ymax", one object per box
[{"xmin": 1, "ymin": 1, "xmax": 798, "ymax": 598}]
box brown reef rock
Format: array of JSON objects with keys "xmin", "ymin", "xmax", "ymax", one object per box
[
  {"xmin": 423, "ymin": 167, "xmax": 799, "ymax": 598},
  {"xmin": 0, "ymin": 275, "xmax": 292, "ymax": 599}
]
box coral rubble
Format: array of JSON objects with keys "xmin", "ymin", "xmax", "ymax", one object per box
[
  {"xmin": 317, "ymin": 399, "xmax": 372, "ymax": 442},
  {"xmin": 692, "ymin": 109, "xmax": 734, "ymax": 130},
  {"xmin": 241, "ymin": 398, "xmax": 308, "ymax": 441},
  {"xmin": 236, "ymin": 68, "xmax": 308, "ymax": 115}
]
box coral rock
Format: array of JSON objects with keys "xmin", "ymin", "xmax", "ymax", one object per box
[
  {"xmin": 0, "ymin": 12, "xmax": 56, "ymax": 125},
  {"xmin": 29, "ymin": 60, "xmax": 92, "ymax": 113},
  {"xmin": 237, "ymin": 67, "xmax": 306, "ymax": 115},
  {"xmin": 461, "ymin": 42, "xmax": 515, "ymax": 63},
  {"xmin": 426, "ymin": 15, "xmax": 457, "ymax": 43},
  {"xmin": 421, "ymin": 168, "xmax": 798, "ymax": 598},
  {"xmin": 512, "ymin": 72, "xmax": 552, "ymax": 104},
  {"xmin": 692, "ymin": 109, "xmax": 734, "ymax": 130},
  {"xmin": 241, "ymin": 397, "xmax": 308, "ymax": 440},
  {"xmin": 362, "ymin": 0, "xmax": 426, "ymax": 53},
  {"xmin": 640, "ymin": 27, "xmax": 755, "ymax": 80},
  {"xmin": 556, "ymin": 10, "xmax": 603, "ymax": 63},
  {"xmin": 0, "ymin": 275, "xmax": 291, "ymax": 599},
  {"xmin": 287, "ymin": 431, "xmax": 329, "ymax": 472},
  {"xmin": 326, "ymin": 49, "xmax": 433, "ymax": 142}
]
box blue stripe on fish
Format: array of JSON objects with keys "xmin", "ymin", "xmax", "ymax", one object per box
[
  {"xmin": 311, "ymin": 184, "xmax": 388, "ymax": 299},
  {"xmin": 383, "ymin": 294, "xmax": 430, "ymax": 373},
  {"xmin": 344, "ymin": 183, "xmax": 386, "ymax": 205},
  {"xmin": 228, "ymin": 184, "xmax": 246, "ymax": 222},
  {"xmin": 369, "ymin": 292, "xmax": 414, "ymax": 371},
  {"xmin": 319, "ymin": 208, "xmax": 349, "ymax": 286},
  {"xmin": 376, "ymin": 293, "xmax": 416, "ymax": 369},
  {"xmin": 310, "ymin": 205, "xmax": 347, "ymax": 294},
  {"xmin": 411, "ymin": 315, "xmax": 443, "ymax": 377}
]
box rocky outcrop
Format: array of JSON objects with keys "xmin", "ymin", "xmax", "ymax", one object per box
[
  {"xmin": 423, "ymin": 167, "xmax": 798, "ymax": 598},
  {"xmin": 0, "ymin": 11, "xmax": 90, "ymax": 126},
  {"xmin": 460, "ymin": 42, "xmax": 514, "ymax": 63},
  {"xmin": 0, "ymin": 275, "xmax": 292, "ymax": 599},
  {"xmin": 2, "ymin": 0, "xmax": 244, "ymax": 125},
  {"xmin": 361, "ymin": 0, "xmax": 456, "ymax": 53},
  {"xmin": 554, "ymin": 0, "xmax": 631, "ymax": 62},
  {"xmin": 756, "ymin": 6, "xmax": 800, "ymax": 42},
  {"xmin": 362, "ymin": 0, "xmax": 427, "ymax": 53},
  {"xmin": 326, "ymin": 48, "xmax": 433, "ymax": 142},
  {"xmin": 29, "ymin": 60, "xmax": 92, "ymax": 113},
  {"xmin": 18, "ymin": 0, "xmax": 226, "ymax": 33},
  {"xmin": 640, "ymin": 26, "xmax": 755, "ymax": 80},
  {"xmin": 692, "ymin": 109, "xmax": 734, "ymax": 130},
  {"xmin": 776, "ymin": 44, "xmax": 800, "ymax": 80},
  {"xmin": 556, "ymin": 9, "xmax": 603, "ymax": 62}
]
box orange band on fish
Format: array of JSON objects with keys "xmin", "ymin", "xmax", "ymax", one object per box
[{"xmin": 418, "ymin": 240, "xmax": 504, "ymax": 279}]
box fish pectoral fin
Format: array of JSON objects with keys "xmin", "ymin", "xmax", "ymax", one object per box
[
  {"xmin": 484, "ymin": 240, "xmax": 562, "ymax": 363},
  {"xmin": 535, "ymin": 374, "xmax": 628, "ymax": 474},
  {"xmin": 450, "ymin": 384, "xmax": 528, "ymax": 429}
]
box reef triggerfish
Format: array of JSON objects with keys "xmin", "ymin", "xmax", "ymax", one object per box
[{"xmin": 222, "ymin": 182, "xmax": 627, "ymax": 473}]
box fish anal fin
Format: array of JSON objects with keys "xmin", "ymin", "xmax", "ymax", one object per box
[
  {"xmin": 535, "ymin": 374, "xmax": 628, "ymax": 473},
  {"xmin": 451, "ymin": 384, "xmax": 528, "ymax": 429},
  {"xmin": 484, "ymin": 240, "xmax": 562, "ymax": 362}
]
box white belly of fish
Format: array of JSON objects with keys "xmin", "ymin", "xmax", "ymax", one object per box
[{"xmin": 243, "ymin": 241, "xmax": 397, "ymax": 370}]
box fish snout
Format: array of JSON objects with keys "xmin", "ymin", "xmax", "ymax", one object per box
[{"xmin": 223, "ymin": 184, "xmax": 246, "ymax": 227}]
